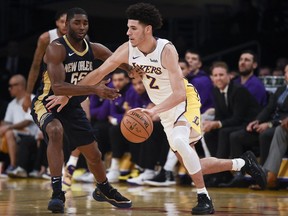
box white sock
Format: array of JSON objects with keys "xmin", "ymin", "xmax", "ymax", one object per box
[
  {"xmin": 110, "ymin": 158, "xmax": 120, "ymax": 171},
  {"xmin": 197, "ymin": 187, "xmax": 210, "ymax": 199},
  {"xmin": 66, "ymin": 155, "xmax": 79, "ymax": 167},
  {"xmin": 163, "ymin": 150, "xmax": 178, "ymax": 171},
  {"xmin": 231, "ymin": 158, "xmax": 245, "ymax": 171}
]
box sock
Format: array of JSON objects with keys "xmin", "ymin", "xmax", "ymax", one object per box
[
  {"xmin": 66, "ymin": 156, "xmax": 78, "ymax": 167},
  {"xmin": 196, "ymin": 187, "xmax": 210, "ymax": 199},
  {"xmin": 163, "ymin": 150, "xmax": 178, "ymax": 172},
  {"xmin": 97, "ymin": 178, "xmax": 110, "ymax": 194},
  {"xmin": 110, "ymin": 158, "xmax": 120, "ymax": 171},
  {"xmin": 232, "ymin": 158, "xmax": 245, "ymax": 171},
  {"xmin": 143, "ymin": 169, "xmax": 154, "ymax": 175},
  {"xmin": 51, "ymin": 176, "xmax": 62, "ymax": 194}
]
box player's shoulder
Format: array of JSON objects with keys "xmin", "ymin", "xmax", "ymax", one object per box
[{"xmin": 38, "ymin": 31, "xmax": 50, "ymax": 44}]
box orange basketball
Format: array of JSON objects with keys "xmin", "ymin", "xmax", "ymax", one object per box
[{"xmin": 120, "ymin": 110, "xmax": 153, "ymax": 143}]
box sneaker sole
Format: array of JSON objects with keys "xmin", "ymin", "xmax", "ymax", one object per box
[
  {"xmin": 92, "ymin": 189, "xmax": 132, "ymax": 208},
  {"xmin": 48, "ymin": 200, "xmax": 64, "ymax": 213},
  {"xmin": 192, "ymin": 208, "xmax": 215, "ymax": 215}
]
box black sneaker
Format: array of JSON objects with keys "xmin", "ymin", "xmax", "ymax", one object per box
[
  {"xmin": 241, "ymin": 151, "xmax": 267, "ymax": 189},
  {"xmin": 144, "ymin": 169, "xmax": 176, "ymax": 186},
  {"xmin": 47, "ymin": 191, "xmax": 65, "ymax": 213},
  {"xmin": 93, "ymin": 183, "xmax": 132, "ymax": 208},
  {"xmin": 192, "ymin": 194, "xmax": 214, "ymax": 215}
]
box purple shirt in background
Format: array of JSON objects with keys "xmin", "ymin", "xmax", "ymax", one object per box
[
  {"xmin": 89, "ymin": 95, "xmax": 110, "ymax": 121},
  {"xmin": 109, "ymin": 83, "xmax": 133, "ymax": 124},
  {"xmin": 126, "ymin": 88, "xmax": 151, "ymax": 109},
  {"xmin": 186, "ymin": 70, "xmax": 214, "ymax": 113},
  {"xmin": 234, "ymin": 75, "xmax": 267, "ymax": 107}
]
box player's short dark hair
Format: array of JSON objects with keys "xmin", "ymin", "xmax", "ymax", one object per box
[
  {"xmin": 55, "ymin": 9, "xmax": 67, "ymax": 21},
  {"xmin": 240, "ymin": 50, "xmax": 258, "ymax": 63},
  {"xmin": 66, "ymin": 8, "xmax": 88, "ymax": 22},
  {"xmin": 126, "ymin": 3, "xmax": 163, "ymax": 30},
  {"xmin": 210, "ymin": 61, "xmax": 229, "ymax": 73}
]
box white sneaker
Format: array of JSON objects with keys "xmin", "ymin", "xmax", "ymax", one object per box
[
  {"xmin": 106, "ymin": 169, "xmax": 120, "ymax": 183},
  {"xmin": 127, "ymin": 170, "xmax": 155, "ymax": 185},
  {"xmin": 29, "ymin": 170, "xmax": 41, "ymax": 178},
  {"xmin": 8, "ymin": 166, "xmax": 27, "ymax": 178},
  {"xmin": 80, "ymin": 172, "xmax": 95, "ymax": 183},
  {"xmin": 74, "ymin": 171, "xmax": 95, "ymax": 183}
]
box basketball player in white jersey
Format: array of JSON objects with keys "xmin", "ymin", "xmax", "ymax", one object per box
[
  {"xmin": 22, "ymin": 10, "xmax": 67, "ymax": 112},
  {"xmin": 47, "ymin": 3, "xmax": 266, "ymax": 215}
]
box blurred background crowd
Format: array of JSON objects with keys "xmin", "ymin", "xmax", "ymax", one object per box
[{"xmin": 0, "ymin": 0, "xmax": 288, "ymax": 190}]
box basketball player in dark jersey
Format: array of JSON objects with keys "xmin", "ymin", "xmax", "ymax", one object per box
[{"xmin": 31, "ymin": 8, "xmax": 131, "ymax": 213}]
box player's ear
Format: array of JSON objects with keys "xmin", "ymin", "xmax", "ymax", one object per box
[{"xmin": 145, "ymin": 25, "xmax": 152, "ymax": 34}]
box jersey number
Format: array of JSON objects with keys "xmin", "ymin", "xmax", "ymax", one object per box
[
  {"xmin": 71, "ymin": 72, "xmax": 88, "ymax": 84},
  {"xmin": 146, "ymin": 75, "xmax": 159, "ymax": 89}
]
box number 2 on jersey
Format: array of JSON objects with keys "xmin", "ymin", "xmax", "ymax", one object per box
[{"xmin": 146, "ymin": 75, "xmax": 159, "ymax": 89}]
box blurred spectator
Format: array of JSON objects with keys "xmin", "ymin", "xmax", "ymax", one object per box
[
  {"xmin": 0, "ymin": 75, "xmax": 38, "ymax": 174},
  {"xmin": 225, "ymin": 64, "xmax": 288, "ymax": 187},
  {"xmin": 185, "ymin": 50, "xmax": 214, "ymax": 113},
  {"xmin": 272, "ymin": 68, "xmax": 284, "ymax": 76},
  {"xmin": 234, "ymin": 50, "xmax": 267, "ymax": 107},
  {"xmin": 106, "ymin": 70, "xmax": 133, "ymax": 183},
  {"xmin": 258, "ymin": 66, "xmax": 272, "ymax": 77}
]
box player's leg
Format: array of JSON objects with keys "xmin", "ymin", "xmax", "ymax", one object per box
[
  {"xmin": 78, "ymin": 141, "xmax": 132, "ymax": 208},
  {"xmin": 45, "ymin": 118, "xmax": 66, "ymax": 213},
  {"xmin": 171, "ymin": 121, "xmax": 214, "ymax": 215}
]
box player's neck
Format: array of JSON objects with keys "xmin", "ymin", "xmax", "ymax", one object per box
[
  {"xmin": 66, "ymin": 35, "xmax": 86, "ymax": 52},
  {"xmin": 137, "ymin": 37, "xmax": 157, "ymax": 56}
]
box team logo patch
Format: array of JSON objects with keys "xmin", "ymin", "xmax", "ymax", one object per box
[{"xmin": 192, "ymin": 116, "xmax": 200, "ymax": 126}]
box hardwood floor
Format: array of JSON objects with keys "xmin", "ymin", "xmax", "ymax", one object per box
[{"xmin": 0, "ymin": 178, "xmax": 287, "ymax": 215}]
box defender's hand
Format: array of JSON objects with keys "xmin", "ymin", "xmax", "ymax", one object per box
[
  {"xmin": 94, "ymin": 80, "xmax": 121, "ymax": 100},
  {"xmin": 46, "ymin": 95, "xmax": 69, "ymax": 112}
]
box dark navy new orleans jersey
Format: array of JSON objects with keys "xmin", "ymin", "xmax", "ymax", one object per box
[{"xmin": 31, "ymin": 35, "xmax": 97, "ymax": 148}]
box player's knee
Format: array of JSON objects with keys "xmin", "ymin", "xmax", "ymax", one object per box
[{"xmin": 46, "ymin": 123, "xmax": 63, "ymax": 141}]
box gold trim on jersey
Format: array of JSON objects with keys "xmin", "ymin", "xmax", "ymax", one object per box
[
  {"xmin": 63, "ymin": 35, "xmax": 88, "ymax": 56},
  {"xmin": 34, "ymin": 71, "xmax": 51, "ymax": 121}
]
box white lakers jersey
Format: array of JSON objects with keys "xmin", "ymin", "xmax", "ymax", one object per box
[
  {"xmin": 48, "ymin": 28, "xmax": 59, "ymax": 43},
  {"xmin": 128, "ymin": 38, "xmax": 173, "ymax": 105}
]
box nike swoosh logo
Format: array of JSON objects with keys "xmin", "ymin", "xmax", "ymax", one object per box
[
  {"xmin": 132, "ymin": 56, "xmax": 140, "ymax": 59},
  {"xmin": 68, "ymin": 52, "xmax": 75, "ymax": 56}
]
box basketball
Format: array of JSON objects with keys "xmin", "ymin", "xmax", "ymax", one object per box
[{"xmin": 120, "ymin": 110, "xmax": 153, "ymax": 143}]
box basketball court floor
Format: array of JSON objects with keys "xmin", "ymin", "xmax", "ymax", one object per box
[{"xmin": 0, "ymin": 178, "xmax": 287, "ymax": 215}]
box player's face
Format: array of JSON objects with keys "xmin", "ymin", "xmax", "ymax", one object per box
[
  {"xmin": 238, "ymin": 53, "xmax": 257, "ymax": 75},
  {"xmin": 56, "ymin": 14, "xmax": 67, "ymax": 35},
  {"xmin": 185, "ymin": 52, "xmax": 201, "ymax": 72},
  {"xmin": 67, "ymin": 14, "xmax": 89, "ymax": 41},
  {"xmin": 127, "ymin": 20, "xmax": 147, "ymax": 47},
  {"xmin": 211, "ymin": 67, "xmax": 230, "ymax": 91},
  {"xmin": 132, "ymin": 77, "xmax": 145, "ymax": 95}
]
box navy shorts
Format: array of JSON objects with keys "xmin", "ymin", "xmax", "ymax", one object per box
[{"xmin": 31, "ymin": 102, "xmax": 96, "ymax": 151}]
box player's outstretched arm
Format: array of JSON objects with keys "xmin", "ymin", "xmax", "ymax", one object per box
[{"xmin": 78, "ymin": 42, "xmax": 129, "ymax": 86}]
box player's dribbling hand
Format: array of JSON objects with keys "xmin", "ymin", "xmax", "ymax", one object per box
[
  {"xmin": 46, "ymin": 95, "xmax": 69, "ymax": 112},
  {"xmin": 94, "ymin": 79, "xmax": 121, "ymax": 100},
  {"xmin": 128, "ymin": 108, "xmax": 155, "ymax": 118}
]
